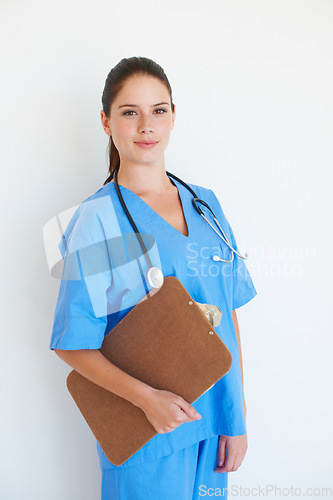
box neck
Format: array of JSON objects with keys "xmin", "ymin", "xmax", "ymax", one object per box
[{"xmin": 112, "ymin": 163, "xmax": 175, "ymax": 197}]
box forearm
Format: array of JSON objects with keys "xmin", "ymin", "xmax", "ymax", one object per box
[
  {"xmin": 232, "ymin": 310, "xmax": 247, "ymax": 419},
  {"xmin": 54, "ymin": 348, "xmax": 155, "ymax": 410}
]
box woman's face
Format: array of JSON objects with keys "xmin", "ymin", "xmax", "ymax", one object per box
[{"xmin": 101, "ymin": 74, "xmax": 176, "ymax": 166}]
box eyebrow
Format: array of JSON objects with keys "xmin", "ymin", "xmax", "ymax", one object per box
[{"xmin": 118, "ymin": 102, "xmax": 170, "ymax": 109}]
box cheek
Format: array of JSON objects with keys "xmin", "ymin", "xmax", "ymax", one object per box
[
  {"xmin": 158, "ymin": 118, "xmax": 173, "ymax": 136},
  {"xmin": 112, "ymin": 120, "xmax": 134, "ymax": 142}
]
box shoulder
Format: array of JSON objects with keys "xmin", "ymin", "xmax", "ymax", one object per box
[
  {"xmin": 181, "ymin": 178, "xmax": 233, "ymax": 238},
  {"xmin": 76, "ymin": 182, "xmax": 115, "ymax": 222},
  {"xmin": 59, "ymin": 183, "xmax": 113, "ymax": 257},
  {"xmin": 81, "ymin": 182, "xmax": 112, "ymax": 205},
  {"xmin": 180, "ymin": 179, "xmax": 225, "ymax": 216}
]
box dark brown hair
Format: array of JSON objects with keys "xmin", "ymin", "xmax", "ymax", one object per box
[{"xmin": 101, "ymin": 56, "xmax": 175, "ymax": 185}]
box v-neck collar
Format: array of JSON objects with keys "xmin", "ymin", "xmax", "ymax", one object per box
[{"xmin": 109, "ymin": 176, "xmax": 190, "ymax": 239}]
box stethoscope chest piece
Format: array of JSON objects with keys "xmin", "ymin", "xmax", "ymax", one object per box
[
  {"xmin": 212, "ymin": 253, "xmax": 234, "ymax": 263},
  {"xmin": 147, "ymin": 266, "xmax": 164, "ymax": 289}
]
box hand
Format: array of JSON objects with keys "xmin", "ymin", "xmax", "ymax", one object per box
[
  {"xmin": 214, "ymin": 434, "xmax": 248, "ymax": 473},
  {"xmin": 141, "ymin": 388, "xmax": 202, "ymax": 434}
]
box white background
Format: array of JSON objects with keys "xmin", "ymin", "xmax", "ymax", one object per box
[{"xmin": 1, "ymin": 0, "xmax": 332, "ymax": 498}]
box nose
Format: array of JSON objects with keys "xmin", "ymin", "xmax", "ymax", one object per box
[{"xmin": 138, "ymin": 115, "xmax": 154, "ymax": 134}]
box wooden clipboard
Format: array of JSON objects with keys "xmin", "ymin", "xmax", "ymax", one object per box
[{"xmin": 66, "ymin": 276, "xmax": 232, "ymax": 466}]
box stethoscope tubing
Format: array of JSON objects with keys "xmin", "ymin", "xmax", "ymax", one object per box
[
  {"xmin": 113, "ymin": 167, "xmax": 154, "ymax": 270},
  {"xmin": 167, "ymin": 172, "xmax": 247, "ymax": 261},
  {"xmin": 112, "ymin": 166, "xmax": 247, "ymax": 272}
]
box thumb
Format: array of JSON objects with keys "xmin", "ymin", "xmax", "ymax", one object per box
[
  {"xmin": 178, "ymin": 400, "xmax": 202, "ymax": 420},
  {"xmin": 190, "ymin": 406, "xmax": 202, "ymax": 420},
  {"xmin": 217, "ymin": 437, "xmax": 227, "ymax": 467}
]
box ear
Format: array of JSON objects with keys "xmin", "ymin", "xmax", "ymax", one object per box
[
  {"xmin": 100, "ymin": 110, "xmax": 112, "ymax": 136},
  {"xmin": 171, "ymin": 104, "xmax": 176, "ymax": 130}
]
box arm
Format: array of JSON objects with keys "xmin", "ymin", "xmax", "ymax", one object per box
[
  {"xmin": 215, "ymin": 310, "xmax": 248, "ymax": 473},
  {"xmin": 54, "ymin": 348, "xmax": 154, "ymax": 409},
  {"xmin": 53, "ymin": 348, "xmax": 201, "ymax": 433},
  {"xmin": 232, "ymin": 310, "xmax": 247, "ymax": 422}
]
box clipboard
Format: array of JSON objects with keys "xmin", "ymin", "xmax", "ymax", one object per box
[{"xmin": 66, "ymin": 276, "xmax": 232, "ymax": 466}]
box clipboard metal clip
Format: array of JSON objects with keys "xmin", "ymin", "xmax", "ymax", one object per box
[{"xmin": 194, "ymin": 302, "xmax": 222, "ymax": 327}]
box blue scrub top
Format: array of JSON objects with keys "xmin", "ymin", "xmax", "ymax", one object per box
[{"xmin": 49, "ymin": 176, "xmax": 257, "ymax": 470}]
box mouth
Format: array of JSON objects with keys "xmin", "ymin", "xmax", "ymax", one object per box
[{"xmin": 134, "ymin": 141, "xmax": 159, "ymax": 149}]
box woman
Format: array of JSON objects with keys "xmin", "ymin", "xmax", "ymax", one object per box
[{"xmin": 50, "ymin": 56, "xmax": 257, "ymax": 499}]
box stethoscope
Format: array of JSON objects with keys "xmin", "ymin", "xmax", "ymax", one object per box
[{"xmin": 112, "ymin": 166, "xmax": 248, "ymax": 289}]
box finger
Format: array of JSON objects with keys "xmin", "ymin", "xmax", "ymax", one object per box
[
  {"xmin": 175, "ymin": 408, "xmax": 200, "ymax": 425},
  {"xmin": 176, "ymin": 400, "xmax": 201, "ymax": 420},
  {"xmin": 216, "ymin": 450, "xmax": 236, "ymax": 473},
  {"xmin": 214, "ymin": 438, "xmax": 227, "ymax": 472},
  {"xmin": 179, "ymin": 410, "xmax": 201, "ymax": 423},
  {"xmin": 217, "ymin": 436, "xmax": 227, "ymax": 467},
  {"xmin": 229, "ymin": 454, "xmax": 239, "ymax": 472},
  {"xmin": 234, "ymin": 448, "xmax": 247, "ymax": 470},
  {"xmin": 232, "ymin": 456, "xmax": 242, "ymax": 471}
]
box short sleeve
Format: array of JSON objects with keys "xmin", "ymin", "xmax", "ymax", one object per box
[
  {"xmin": 49, "ymin": 200, "xmax": 112, "ymax": 351},
  {"xmin": 207, "ymin": 189, "xmax": 258, "ymax": 310}
]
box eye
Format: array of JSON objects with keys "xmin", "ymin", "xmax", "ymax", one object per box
[{"xmin": 122, "ymin": 108, "xmax": 167, "ymax": 116}]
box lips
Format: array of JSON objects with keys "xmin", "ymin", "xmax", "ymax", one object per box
[
  {"xmin": 134, "ymin": 141, "xmax": 159, "ymax": 149},
  {"xmin": 135, "ymin": 141, "xmax": 158, "ymax": 145}
]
